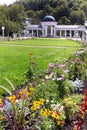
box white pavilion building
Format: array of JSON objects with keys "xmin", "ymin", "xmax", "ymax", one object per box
[{"xmin": 23, "ymin": 15, "xmax": 87, "ymax": 41}]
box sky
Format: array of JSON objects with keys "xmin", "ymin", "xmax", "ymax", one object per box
[{"xmin": 0, "ymin": 0, "xmax": 16, "ymax": 5}]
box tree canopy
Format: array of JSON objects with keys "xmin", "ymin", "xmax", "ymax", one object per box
[{"xmin": 19, "ymin": 0, "xmax": 87, "ymax": 25}]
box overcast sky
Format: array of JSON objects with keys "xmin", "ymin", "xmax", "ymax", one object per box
[{"xmin": 0, "ymin": 0, "xmax": 17, "ymax": 5}]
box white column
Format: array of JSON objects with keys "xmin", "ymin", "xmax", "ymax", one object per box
[
  {"xmin": 28, "ymin": 31, "xmax": 30, "ymax": 36},
  {"xmin": 45, "ymin": 26, "xmax": 47, "ymax": 37},
  {"xmin": 45, "ymin": 26, "xmax": 47, "ymax": 36},
  {"xmin": 82, "ymin": 31, "xmax": 85, "ymax": 40},
  {"xmin": 73, "ymin": 31, "xmax": 76, "ymax": 38},
  {"xmin": 85, "ymin": 33, "xmax": 87, "ymax": 42},
  {"xmin": 54, "ymin": 26, "xmax": 56, "ymax": 37},
  {"xmin": 51, "ymin": 26, "xmax": 53, "ymax": 36},
  {"xmin": 42, "ymin": 28, "xmax": 44, "ymax": 37}
]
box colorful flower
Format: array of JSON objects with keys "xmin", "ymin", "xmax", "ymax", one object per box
[
  {"xmin": 29, "ymin": 52, "xmax": 33, "ymax": 56},
  {"xmin": 7, "ymin": 95, "xmax": 16, "ymax": 104},
  {"xmin": 0, "ymin": 98, "xmax": 3, "ymax": 108},
  {"xmin": 40, "ymin": 108, "xmax": 51, "ymax": 116}
]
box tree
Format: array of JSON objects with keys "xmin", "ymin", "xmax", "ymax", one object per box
[
  {"xmin": 54, "ymin": 5, "xmax": 69, "ymax": 21},
  {"xmin": 80, "ymin": 2, "xmax": 87, "ymax": 17},
  {"xmin": 58, "ymin": 16, "xmax": 70, "ymax": 25},
  {"xmin": 70, "ymin": 10, "xmax": 86, "ymax": 25},
  {"xmin": 8, "ymin": 4, "xmax": 26, "ymax": 23}
]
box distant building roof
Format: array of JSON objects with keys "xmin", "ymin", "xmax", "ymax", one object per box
[
  {"xmin": 42, "ymin": 16, "xmax": 55, "ymax": 22},
  {"xmin": 25, "ymin": 24, "xmax": 42, "ymax": 30},
  {"xmin": 56, "ymin": 25, "xmax": 85, "ymax": 30}
]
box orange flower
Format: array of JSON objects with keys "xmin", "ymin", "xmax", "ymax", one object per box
[
  {"xmin": 18, "ymin": 87, "xmax": 27, "ymax": 99},
  {"xmin": 2, "ymin": 116, "xmax": 6, "ymax": 121},
  {"xmin": 29, "ymin": 52, "xmax": 33, "ymax": 56}
]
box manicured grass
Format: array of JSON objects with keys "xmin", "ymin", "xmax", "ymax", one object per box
[
  {"xmin": 0, "ymin": 38, "xmax": 80, "ymax": 95},
  {"xmin": 1, "ymin": 38, "xmax": 80, "ymax": 47}
]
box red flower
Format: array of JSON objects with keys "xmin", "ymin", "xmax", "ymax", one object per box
[
  {"xmin": 84, "ymin": 89, "xmax": 87, "ymax": 95},
  {"xmin": 55, "ymin": 111, "xmax": 59, "ymax": 115},
  {"xmin": 78, "ymin": 110, "xmax": 84, "ymax": 114},
  {"xmin": 0, "ymin": 103, "xmax": 3, "ymax": 108}
]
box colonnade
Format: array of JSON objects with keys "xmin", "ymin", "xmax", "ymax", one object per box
[
  {"xmin": 24, "ymin": 29, "xmax": 42, "ymax": 37},
  {"xmin": 42, "ymin": 25, "xmax": 56, "ymax": 37},
  {"xmin": 24, "ymin": 27, "xmax": 85, "ymax": 40},
  {"xmin": 57, "ymin": 30, "xmax": 85, "ymax": 39}
]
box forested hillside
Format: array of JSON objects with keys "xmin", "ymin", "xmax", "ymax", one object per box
[
  {"xmin": 20, "ymin": 0, "xmax": 87, "ymax": 25},
  {"xmin": 0, "ymin": 0, "xmax": 87, "ymax": 36}
]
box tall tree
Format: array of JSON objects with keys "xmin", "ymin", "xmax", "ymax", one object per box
[{"xmin": 70, "ymin": 10, "xmax": 86, "ymax": 25}]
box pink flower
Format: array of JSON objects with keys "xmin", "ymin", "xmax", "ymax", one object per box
[
  {"xmin": 63, "ymin": 69, "xmax": 69, "ymax": 74},
  {"xmin": 57, "ymin": 78, "xmax": 63, "ymax": 81},
  {"xmin": 61, "ymin": 74, "xmax": 64, "ymax": 78},
  {"xmin": 48, "ymin": 63, "xmax": 55, "ymax": 69},
  {"xmin": 52, "ymin": 78, "xmax": 57, "ymax": 81},
  {"xmin": 74, "ymin": 58, "xmax": 79, "ymax": 63},
  {"xmin": 58, "ymin": 64, "xmax": 65, "ymax": 68}
]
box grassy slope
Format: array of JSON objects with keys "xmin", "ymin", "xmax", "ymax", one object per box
[{"xmin": 0, "ymin": 39, "xmax": 80, "ymax": 94}]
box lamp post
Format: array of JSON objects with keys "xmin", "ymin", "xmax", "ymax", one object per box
[{"xmin": 1, "ymin": 26, "xmax": 5, "ymax": 39}]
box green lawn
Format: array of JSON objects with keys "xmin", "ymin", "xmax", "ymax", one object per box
[
  {"xmin": 1, "ymin": 38, "xmax": 80, "ymax": 47},
  {"xmin": 0, "ymin": 38, "xmax": 80, "ymax": 94}
]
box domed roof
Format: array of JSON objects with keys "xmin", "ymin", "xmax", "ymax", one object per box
[{"xmin": 42, "ymin": 16, "xmax": 55, "ymax": 22}]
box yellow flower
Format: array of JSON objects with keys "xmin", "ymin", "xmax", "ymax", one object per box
[
  {"xmin": 0, "ymin": 98, "xmax": 3, "ymax": 107},
  {"xmin": 57, "ymin": 121, "xmax": 60, "ymax": 125},
  {"xmin": 31, "ymin": 101, "xmax": 39, "ymax": 110},
  {"xmin": 26, "ymin": 91, "xmax": 31, "ymax": 96},
  {"xmin": 40, "ymin": 109, "xmax": 51, "ymax": 116},
  {"xmin": 51, "ymin": 112, "xmax": 59, "ymax": 120},
  {"xmin": 29, "ymin": 87, "xmax": 34, "ymax": 91},
  {"xmin": 7, "ymin": 95, "xmax": 16, "ymax": 104},
  {"xmin": 0, "ymin": 98, "xmax": 2, "ymax": 104},
  {"xmin": 31, "ymin": 106, "xmax": 37, "ymax": 111},
  {"xmin": 39, "ymin": 98, "xmax": 45, "ymax": 105},
  {"xmin": 31, "ymin": 99, "xmax": 45, "ymax": 111}
]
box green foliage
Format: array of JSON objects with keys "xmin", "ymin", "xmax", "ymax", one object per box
[
  {"xmin": 70, "ymin": 10, "xmax": 86, "ymax": 25},
  {"xmin": 68, "ymin": 49, "xmax": 87, "ymax": 81},
  {"xmin": 0, "ymin": 4, "xmax": 26, "ymax": 36},
  {"xmin": 32, "ymin": 80, "xmax": 58, "ymax": 101},
  {"xmin": 63, "ymin": 94, "xmax": 83, "ymax": 119},
  {"xmin": 18, "ymin": 0, "xmax": 87, "ymax": 25}
]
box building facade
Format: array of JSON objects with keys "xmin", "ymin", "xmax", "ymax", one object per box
[{"xmin": 23, "ymin": 16, "xmax": 87, "ymax": 41}]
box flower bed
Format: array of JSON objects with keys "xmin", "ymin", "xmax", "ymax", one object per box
[
  {"xmin": 0, "ymin": 48, "xmax": 87, "ymax": 130},
  {"xmin": 0, "ymin": 84, "xmax": 84, "ymax": 130}
]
